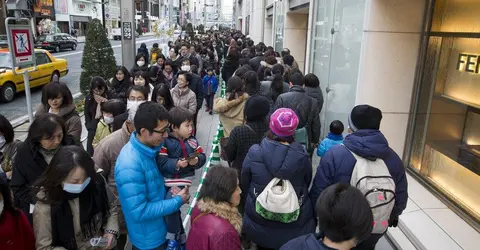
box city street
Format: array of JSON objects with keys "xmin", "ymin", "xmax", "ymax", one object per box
[{"xmin": 0, "ymin": 35, "xmax": 161, "ymax": 122}]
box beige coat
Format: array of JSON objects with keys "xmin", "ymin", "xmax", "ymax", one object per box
[
  {"xmin": 171, "ymin": 85, "xmax": 197, "ymax": 115},
  {"xmin": 92, "ymin": 122, "xmax": 131, "ymax": 233},
  {"xmin": 33, "ymin": 180, "xmax": 119, "ymax": 250},
  {"xmin": 35, "ymin": 103, "xmax": 82, "ymax": 142},
  {"xmin": 213, "ymin": 93, "xmax": 248, "ymax": 137}
]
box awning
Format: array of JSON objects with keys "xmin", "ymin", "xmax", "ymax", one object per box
[{"xmin": 70, "ymin": 15, "xmax": 91, "ymax": 23}]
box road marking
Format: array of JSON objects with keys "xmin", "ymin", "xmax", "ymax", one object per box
[{"xmin": 55, "ymin": 38, "xmax": 158, "ymax": 58}]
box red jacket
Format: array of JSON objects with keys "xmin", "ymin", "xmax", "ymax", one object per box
[
  {"xmin": 0, "ymin": 210, "xmax": 35, "ymax": 250},
  {"xmin": 186, "ymin": 200, "xmax": 241, "ymax": 250}
]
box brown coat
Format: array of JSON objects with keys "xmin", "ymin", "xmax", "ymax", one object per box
[
  {"xmin": 213, "ymin": 93, "xmax": 248, "ymax": 137},
  {"xmin": 92, "ymin": 122, "xmax": 131, "ymax": 233},
  {"xmin": 170, "ymin": 85, "xmax": 197, "ymax": 115},
  {"xmin": 33, "ymin": 180, "xmax": 119, "ymax": 250},
  {"xmin": 35, "ymin": 103, "xmax": 82, "ymax": 142}
]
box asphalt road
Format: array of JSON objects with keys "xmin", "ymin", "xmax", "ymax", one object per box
[{"xmin": 1, "ymin": 35, "xmax": 160, "ymax": 122}]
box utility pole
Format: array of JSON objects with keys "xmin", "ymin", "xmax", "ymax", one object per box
[
  {"xmin": 0, "ymin": 0, "xmax": 6, "ymax": 34},
  {"xmin": 120, "ymin": 0, "xmax": 136, "ymax": 70},
  {"xmin": 102, "ymin": 0, "xmax": 106, "ymax": 28}
]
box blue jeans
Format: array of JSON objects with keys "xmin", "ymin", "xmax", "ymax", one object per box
[{"xmin": 165, "ymin": 186, "xmax": 186, "ymax": 243}]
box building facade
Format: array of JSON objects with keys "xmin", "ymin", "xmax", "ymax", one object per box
[{"xmin": 235, "ymin": 0, "xmax": 480, "ymax": 249}]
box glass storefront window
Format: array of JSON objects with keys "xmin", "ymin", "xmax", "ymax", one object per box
[{"xmin": 408, "ymin": 0, "xmax": 480, "ymax": 224}]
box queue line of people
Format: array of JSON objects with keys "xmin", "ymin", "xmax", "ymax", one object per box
[{"xmin": 0, "ymin": 29, "xmax": 408, "ymax": 250}]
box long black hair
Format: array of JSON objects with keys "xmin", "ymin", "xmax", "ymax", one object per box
[
  {"xmin": 41, "ymin": 82, "xmax": 74, "ymax": 111},
  {"xmin": 270, "ymin": 64, "xmax": 285, "ymax": 102},
  {"xmin": 243, "ymin": 70, "xmax": 259, "ymax": 95},
  {"xmin": 0, "ymin": 177, "xmax": 19, "ymax": 217},
  {"xmin": 26, "ymin": 113, "xmax": 68, "ymax": 153},
  {"xmin": 86, "ymin": 77, "xmax": 110, "ymax": 118},
  {"xmin": 226, "ymin": 76, "xmax": 245, "ymax": 101},
  {"xmin": 151, "ymin": 83, "xmax": 174, "ymax": 111},
  {"xmin": 111, "ymin": 66, "xmax": 132, "ymax": 87},
  {"xmin": 0, "ymin": 114, "xmax": 14, "ymax": 143}
]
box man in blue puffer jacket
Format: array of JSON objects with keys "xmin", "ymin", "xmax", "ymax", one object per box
[
  {"xmin": 115, "ymin": 102, "xmax": 190, "ymax": 250},
  {"xmin": 309, "ymin": 104, "xmax": 408, "ymax": 250}
]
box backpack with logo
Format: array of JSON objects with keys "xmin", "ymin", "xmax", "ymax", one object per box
[
  {"xmin": 255, "ymin": 177, "xmax": 300, "ymax": 223},
  {"xmin": 347, "ymin": 148, "xmax": 396, "ymax": 234}
]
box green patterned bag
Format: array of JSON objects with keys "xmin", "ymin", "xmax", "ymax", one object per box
[{"xmin": 255, "ymin": 178, "xmax": 300, "ymax": 223}]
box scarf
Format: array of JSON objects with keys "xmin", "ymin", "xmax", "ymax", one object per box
[
  {"xmin": 50, "ymin": 174, "xmax": 110, "ymax": 250},
  {"xmin": 93, "ymin": 94, "xmax": 107, "ymax": 119}
]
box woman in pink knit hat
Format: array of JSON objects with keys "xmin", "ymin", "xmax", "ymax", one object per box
[{"xmin": 240, "ymin": 108, "xmax": 316, "ymax": 250}]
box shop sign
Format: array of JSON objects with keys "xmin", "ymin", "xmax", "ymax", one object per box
[
  {"xmin": 457, "ymin": 53, "xmax": 480, "ymax": 74},
  {"xmin": 54, "ymin": 0, "xmax": 68, "ymax": 15},
  {"xmin": 34, "ymin": 0, "xmax": 55, "ymax": 18},
  {"xmin": 78, "ymin": 4, "xmax": 86, "ymax": 12}
]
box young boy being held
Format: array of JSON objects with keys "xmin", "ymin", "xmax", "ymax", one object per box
[
  {"xmin": 317, "ymin": 120, "xmax": 344, "ymax": 157},
  {"xmin": 157, "ymin": 107, "xmax": 207, "ymax": 249},
  {"xmin": 202, "ymin": 66, "xmax": 219, "ymax": 115}
]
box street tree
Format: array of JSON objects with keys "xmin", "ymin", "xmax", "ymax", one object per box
[{"xmin": 79, "ymin": 18, "xmax": 117, "ymax": 95}]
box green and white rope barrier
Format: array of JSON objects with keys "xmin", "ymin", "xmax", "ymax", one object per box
[{"xmin": 182, "ymin": 81, "xmax": 227, "ymax": 229}]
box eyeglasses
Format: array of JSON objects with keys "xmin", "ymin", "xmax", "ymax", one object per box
[{"xmin": 153, "ymin": 126, "xmax": 170, "ymax": 134}]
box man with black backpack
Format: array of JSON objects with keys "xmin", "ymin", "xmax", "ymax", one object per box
[{"xmin": 309, "ymin": 104, "xmax": 408, "ymax": 250}]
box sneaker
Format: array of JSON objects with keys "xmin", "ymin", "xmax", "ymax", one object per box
[
  {"xmin": 209, "ymin": 111, "xmax": 213, "ymax": 115},
  {"xmin": 166, "ymin": 239, "xmax": 179, "ymax": 250}
]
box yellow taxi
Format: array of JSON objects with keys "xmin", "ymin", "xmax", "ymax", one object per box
[{"xmin": 0, "ymin": 48, "xmax": 68, "ymax": 102}]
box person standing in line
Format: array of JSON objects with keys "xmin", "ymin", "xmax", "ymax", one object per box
[
  {"xmin": 171, "ymin": 71, "xmax": 197, "ymax": 115},
  {"xmin": 202, "ymin": 66, "xmax": 219, "ymax": 115},
  {"xmin": 109, "ymin": 66, "xmax": 133, "ymax": 103},
  {"xmin": 84, "ymin": 76, "xmax": 110, "ymax": 156},
  {"xmin": 317, "ymin": 120, "xmax": 344, "ymax": 157},
  {"xmin": 92, "ymin": 99, "xmax": 126, "ymax": 148},
  {"xmin": 93, "ymin": 87, "xmax": 147, "ymax": 249},
  {"xmin": 309, "ymin": 105, "xmax": 408, "ymax": 250},
  {"xmin": 115, "ymin": 102, "xmax": 190, "ymax": 250},
  {"xmin": 0, "ymin": 115, "xmax": 21, "ymax": 181},
  {"xmin": 0, "ymin": 177, "xmax": 35, "ymax": 250},
  {"xmin": 280, "ymin": 184, "xmax": 373, "ymax": 250}
]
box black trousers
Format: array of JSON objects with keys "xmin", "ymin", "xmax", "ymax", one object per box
[{"xmin": 86, "ymin": 130, "xmax": 96, "ymax": 156}]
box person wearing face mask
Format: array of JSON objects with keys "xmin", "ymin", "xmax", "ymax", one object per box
[
  {"xmin": 137, "ymin": 43, "xmax": 150, "ymax": 65},
  {"xmin": 93, "ymin": 87, "xmax": 146, "ymax": 249},
  {"xmin": 133, "ymin": 71, "xmax": 154, "ymax": 101},
  {"xmin": 10, "ymin": 114, "xmax": 77, "ymax": 224},
  {"xmin": 0, "ymin": 177, "xmax": 35, "ymax": 250},
  {"xmin": 0, "ymin": 115, "xmax": 21, "ymax": 181},
  {"xmin": 33, "ymin": 146, "xmax": 119, "ymax": 250},
  {"xmin": 131, "ymin": 53, "xmax": 149, "ymax": 76},
  {"xmin": 112, "ymin": 85, "xmax": 150, "ymax": 132},
  {"xmin": 171, "ymin": 71, "xmax": 197, "ymax": 116},
  {"xmin": 36, "ymin": 82, "xmax": 82, "ymax": 143},
  {"xmin": 92, "ymin": 99, "xmax": 127, "ymax": 148},
  {"xmin": 152, "ymin": 83, "xmax": 175, "ymax": 111},
  {"xmin": 84, "ymin": 76, "xmax": 111, "ymax": 156},
  {"xmin": 115, "ymin": 102, "xmax": 190, "ymax": 250},
  {"xmin": 109, "ymin": 66, "xmax": 132, "ymax": 103}
]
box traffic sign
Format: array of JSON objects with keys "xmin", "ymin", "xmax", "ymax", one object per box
[
  {"xmin": 122, "ymin": 22, "xmax": 132, "ymax": 40},
  {"xmin": 6, "ymin": 24, "xmax": 35, "ymax": 68}
]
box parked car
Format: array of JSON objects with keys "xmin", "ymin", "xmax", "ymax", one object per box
[
  {"xmin": 35, "ymin": 33, "xmax": 78, "ymax": 52},
  {"xmin": 0, "ymin": 49, "xmax": 68, "ymax": 102}
]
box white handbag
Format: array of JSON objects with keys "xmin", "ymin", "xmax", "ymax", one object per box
[{"xmin": 255, "ymin": 177, "xmax": 300, "ymax": 223}]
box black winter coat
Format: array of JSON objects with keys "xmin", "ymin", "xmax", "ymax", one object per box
[
  {"xmin": 249, "ymin": 55, "xmax": 265, "ymax": 72},
  {"xmin": 274, "ymin": 86, "xmax": 321, "ymax": 145},
  {"xmin": 222, "ymin": 56, "xmax": 239, "ymax": 83},
  {"xmin": 10, "ymin": 137, "xmax": 76, "ymax": 224}
]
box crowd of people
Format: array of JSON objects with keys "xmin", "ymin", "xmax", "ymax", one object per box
[{"xmin": 0, "ymin": 29, "xmax": 408, "ymax": 250}]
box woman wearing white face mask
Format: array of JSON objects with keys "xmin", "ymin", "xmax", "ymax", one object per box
[
  {"xmin": 0, "ymin": 177, "xmax": 35, "ymax": 249},
  {"xmin": 131, "ymin": 53, "xmax": 149, "ymax": 76},
  {"xmin": 133, "ymin": 71, "xmax": 154, "ymax": 101},
  {"xmin": 33, "ymin": 146, "xmax": 119, "ymax": 250},
  {"xmin": 92, "ymin": 99, "xmax": 126, "ymax": 148}
]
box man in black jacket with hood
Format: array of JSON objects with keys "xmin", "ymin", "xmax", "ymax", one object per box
[{"xmin": 249, "ymin": 44, "xmax": 265, "ymax": 72}]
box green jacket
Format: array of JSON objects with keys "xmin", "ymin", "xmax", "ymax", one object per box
[{"xmin": 93, "ymin": 119, "xmax": 112, "ymax": 148}]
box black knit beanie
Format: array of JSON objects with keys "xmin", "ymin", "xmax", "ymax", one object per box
[
  {"xmin": 244, "ymin": 95, "xmax": 270, "ymax": 122},
  {"xmin": 348, "ymin": 105, "xmax": 382, "ymax": 132}
]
